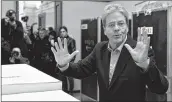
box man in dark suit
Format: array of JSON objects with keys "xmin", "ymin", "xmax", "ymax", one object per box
[{"xmin": 51, "ymin": 4, "xmax": 168, "ymax": 102}]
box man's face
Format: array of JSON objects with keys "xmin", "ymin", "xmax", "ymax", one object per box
[
  {"xmin": 9, "ymin": 13, "xmax": 16, "ymax": 21},
  {"xmin": 48, "ymin": 35, "xmax": 54, "ymax": 42},
  {"xmin": 39, "ymin": 30, "xmax": 46, "ymax": 39},
  {"xmin": 104, "ymin": 11, "xmax": 128, "ymax": 45},
  {"xmin": 60, "ymin": 28, "xmax": 67, "ymax": 38}
]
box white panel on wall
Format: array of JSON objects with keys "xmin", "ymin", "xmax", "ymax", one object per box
[
  {"xmin": 2, "ymin": 1, "xmax": 16, "ymax": 18},
  {"xmin": 37, "ymin": 1, "xmax": 55, "ymax": 29}
]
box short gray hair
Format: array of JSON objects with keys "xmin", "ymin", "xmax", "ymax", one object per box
[{"xmin": 102, "ymin": 4, "xmax": 129, "ymax": 27}]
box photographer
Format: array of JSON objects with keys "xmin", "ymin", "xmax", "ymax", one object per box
[
  {"xmin": 1, "ymin": 9, "xmax": 28, "ymax": 64},
  {"xmin": 9, "ymin": 47, "xmax": 29, "ymax": 64}
]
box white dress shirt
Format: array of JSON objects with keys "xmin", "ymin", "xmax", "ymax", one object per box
[{"xmin": 107, "ymin": 36, "xmax": 127, "ymax": 84}]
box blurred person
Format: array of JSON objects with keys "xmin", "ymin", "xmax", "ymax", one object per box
[
  {"xmin": 32, "ymin": 28, "xmax": 56, "ymax": 76},
  {"xmin": 48, "ymin": 27, "xmax": 56, "ymax": 36},
  {"xmin": 28, "ymin": 23, "xmax": 39, "ymax": 65},
  {"xmin": 56, "ymin": 26, "xmax": 76, "ymax": 94},
  {"xmin": 51, "ymin": 4, "xmax": 168, "ymax": 101},
  {"xmin": 1, "ymin": 9, "xmax": 28, "ymax": 64},
  {"xmin": 30, "ymin": 23, "xmax": 39, "ymax": 44},
  {"xmin": 49, "ymin": 33, "xmax": 55, "ymax": 47},
  {"xmin": 23, "ymin": 25, "xmax": 32, "ymax": 45},
  {"xmin": 9, "ymin": 47, "xmax": 29, "ymax": 64},
  {"xmin": 59, "ymin": 26, "xmax": 76, "ymax": 61},
  {"xmin": 48, "ymin": 27, "xmax": 57, "ymax": 44}
]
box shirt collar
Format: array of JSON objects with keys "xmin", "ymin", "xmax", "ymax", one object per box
[{"xmin": 107, "ymin": 35, "xmax": 127, "ymax": 52}]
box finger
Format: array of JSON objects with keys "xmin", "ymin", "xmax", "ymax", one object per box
[
  {"xmin": 51, "ymin": 47, "xmax": 58, "ymax": 61},
  {"xmin": 58, "ymin": 37, "xmax": 63, "ymax": 49},
  {"xmin": 64, "ymin": 38, "xmax": 68, "ymax": 52},
  {"xmin": 143, "ymin": 27, "xmax": 148, "ymax": 44},
  {"xmin": 69, "ymin": 50, "xmax": 79, "ymax": 61},
  {"xmin": 140, "ymin": 27, "xmax": 145, "ymax": 42},
  {"xmin": 55, "ymin": 42, "xmax": 59, "ymax": 52},
  {"xmin": 51, "ymin": 40, "xmax": 55, "ymax": 46},
  {"xmin": 146, "ymin": 37, "xmax": 150, "ymax": 50},
  {"xmin": 124, "ymin": 44, "xmax": 134, "ymax": 54},
  {"xmin": 137, "ymin": 27, "xmax": 141, "ymax": 42}
]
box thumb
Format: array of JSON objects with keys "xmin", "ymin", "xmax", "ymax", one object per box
[
  {"xmin": 69, "ymin": 50, "xmax": 79, "ymax": 61},
  {"xmin": 124, "ymin": 44, "xmax": 133, "ymax": 54}
]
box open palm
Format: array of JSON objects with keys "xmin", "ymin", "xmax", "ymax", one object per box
[
  {"xmin": 51, "ymin": 37, "xmax": 79, "ymax": 67},
  {"xmin": 125, "ymin": 27, "xmax": 150, "ymax": 63}
]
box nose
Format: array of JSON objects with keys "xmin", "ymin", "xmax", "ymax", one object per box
[{"xmin": 113, "ymin": 24, "xmax": 120, "ymax": 31}]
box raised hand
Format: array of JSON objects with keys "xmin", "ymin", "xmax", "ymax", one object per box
[
  {"xmin": 125, "ymin": 27, "xmax": 150, "ymax": 63},
  {"xmin": 51, "ymin": 37, "xmax": 79, "ymax": 67}
]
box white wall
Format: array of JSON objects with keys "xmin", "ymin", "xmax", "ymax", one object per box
[
  {"xmin": 38, "ymin": 1, "xmax": 55, "ymax": 29},
  {"xmin": 45, "ymin": 8, "xmax": 55, "ymax": 29},
  {"xmin": 62, "ymin": 1, "xmax": 109, "ymax": 91},
  {"xmin": 2, "ymin": 1, "xmax": 16, "ymax": 18}
]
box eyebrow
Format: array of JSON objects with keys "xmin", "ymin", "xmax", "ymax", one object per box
[{"xmin": 108, "ymin": 20, "xmax": 125, "ymax": 24}]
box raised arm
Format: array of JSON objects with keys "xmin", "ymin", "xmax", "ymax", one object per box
[{"xmin": 51, "ymin": 37, "xmax": 97, "ymax": 79}]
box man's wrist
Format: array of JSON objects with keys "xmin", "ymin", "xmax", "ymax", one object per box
[
  {"xmin": 56, "ymin": 63, "xmax": 69, "ymax": 72},
  {"xmin": 135, "ymin": 58, "xmax": 150, "ymax": 71}
]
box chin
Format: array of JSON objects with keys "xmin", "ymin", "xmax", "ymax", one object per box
[{"xmin": 111, "ymin": 38, "xmax": 122, "ymax": 44}]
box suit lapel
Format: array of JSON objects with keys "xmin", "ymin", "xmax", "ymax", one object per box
[
  {"xmin": 108, "ymin": 35, "xmax": 136, "ymax": 89},
  {"xmin": 102, "ymin": 48, "xmax": 111, "ymax": 88}
]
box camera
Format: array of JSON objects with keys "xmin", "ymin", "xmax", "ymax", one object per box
[
  {"xmin": 9, "ymin": 17, "xmax": 15, "ymax": 22},
  {"xmin": 11, "ymin": 51, "xmax": 19, "ymax": 57},
  {"xmin": 21, "ymin": 16, "xmax": 29, "ymax": 22}
]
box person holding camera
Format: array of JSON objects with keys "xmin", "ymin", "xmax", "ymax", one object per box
[
  {"xmin": 1, "ymin": 9, "xmax": 28, "ymax": 64},
  {"xmin": 9, "ymin": 47, "xmax": 29, "ymax": 64},
  {"xmin": 21, "ymin": 16, "xmax": 32, "ymax": 45}
]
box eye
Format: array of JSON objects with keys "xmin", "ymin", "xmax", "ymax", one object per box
[
  {"xmin": 108, "ymin": 23, "xmax": 115, "ymax": 28},
  {"xmin": 118, "ymin": 22, "xmax": 125, "ymax": 26}
]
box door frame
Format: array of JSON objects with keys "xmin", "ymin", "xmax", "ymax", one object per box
[{"xmin": 54, "ymin": 1, "xmax": 62, "ymax": 34}]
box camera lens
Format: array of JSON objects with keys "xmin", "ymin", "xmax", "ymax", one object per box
[
  {"xmin": 12, "ymin": 51, "xmax": 19, "ymax": 57},
  {"xmin": 10, "ymin": 17, "xmax": 15, "ymax": 22}
]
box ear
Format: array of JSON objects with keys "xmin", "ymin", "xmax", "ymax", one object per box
[
  {"xmin": 126, "ymin": 26, "xmax": 129, "ymax": 34},
  {"xmin": 103, "ymin": 27, "xmax": 107, "ymax": 36}
]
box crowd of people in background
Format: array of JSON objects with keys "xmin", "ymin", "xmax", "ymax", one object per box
[{"xmin": 1, "ymin": 9, "xmax": 76, "ymax": 94}]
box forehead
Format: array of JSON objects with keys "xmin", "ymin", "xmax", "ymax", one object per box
[
  {"xmin": 105, "ymin": 11, "xmax": 126, "ymax": 24},
  {"xmin": 13, "ymin": 48, "xmax": 20, "ymax": 52},
  {"xmin": 49, "ymin": 35, "xmax": 54, "ymax": 37},
  {"xmin": 60, "ymin": 28, "xmax": 66, "ymax": 32},
  {"xmin": 33, "ymin": 24, "xmax": 38, "ymax": 28},
  {"xmin": 39, "ymin": 30, "xmax": 45, "ymax": 34}
]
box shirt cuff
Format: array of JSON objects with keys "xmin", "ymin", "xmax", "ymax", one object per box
[{"xmin": 57, "ymin": 63, "xmax": 69, "ymax": 72}]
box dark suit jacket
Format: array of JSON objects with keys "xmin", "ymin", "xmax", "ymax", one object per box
[{"xmin": 59, "ymin": 35, "xmax": 168, "ymax": 101}]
